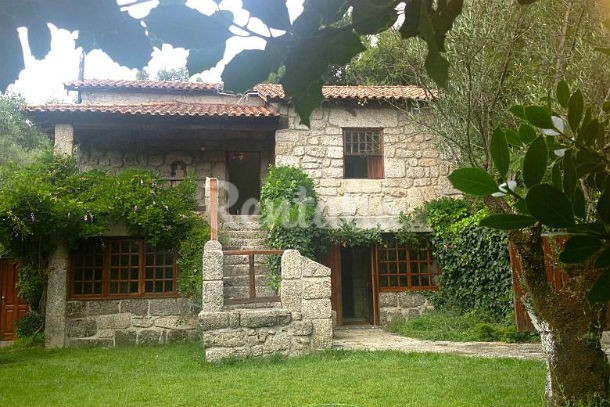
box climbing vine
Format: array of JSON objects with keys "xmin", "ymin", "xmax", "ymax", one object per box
[
  {"xmin": 327, "ymin": 219, "xmax": 382, "ymax": 247},
  {"xmin": 259, "ymin": 166, "xmax": 325, "ymax": 288},
  {"xmin": 0, "ymin": 152, "xmax": 208, "ymax": 328},
  {"xmin": 423, "ymin": 198, "xmax": 513, "ymax": 322}
]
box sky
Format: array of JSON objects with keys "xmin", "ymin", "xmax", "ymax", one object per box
[{"xmin": 8, "ymin": 0, "xmax": 304, "ymax": 103}]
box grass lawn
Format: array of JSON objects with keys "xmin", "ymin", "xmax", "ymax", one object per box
[
  {"xmin": 387, "ymin": 311, "xmax": 540, "ymax": 343},
  {"xmin": 0, "ymin": 342, "xmax": 544, "ymax": 407}
]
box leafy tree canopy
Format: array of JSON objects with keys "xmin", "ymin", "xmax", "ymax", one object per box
[
  {"xmin": 0, "ymin": 0, "xmax": 470, "ymax": 125},
  {"xmin": 0, "ymin": 93, "xmax": 49, "ymax": 168}
]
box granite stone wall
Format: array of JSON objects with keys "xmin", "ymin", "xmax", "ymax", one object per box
[
  {"xmin": 65, "ymin": 297, "xmax": 198, "ymax": 347},
  {"xmin": 75, "ymin": 134, "xmax": 273, "ymax": 212},
  {"xmin": 273, "ymin": 102, "xmax": 459, "ymax": 230},
  {"xmin": 378, "ymin": 292, "xmax": 434, "ymax": 325},
  {"xmin": 198, "ymin": 242, "xmax": 333, "ymax": 362}
]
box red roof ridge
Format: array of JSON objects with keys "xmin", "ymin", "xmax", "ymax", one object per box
[
  {"xmin": 65, "ymin": 79, "xmax": 222, "ymax": 93},
  {"xmin": 255, "ymin": 83, "xmax": 435, "ymax": 102},
  {"xmin": 25, "ymin": 101, "xmax": 278, "ymax": 118}
]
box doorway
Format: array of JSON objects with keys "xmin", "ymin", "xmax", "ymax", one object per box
[
  {"xmin": 340, "ymin": 246, "xmax": 374, "ymax": 325},
  {"xmin": 0, "ymin": 259, "xmax": 29, "ymax": 341},
  {"xmin": 227, "ymin": 151, "xmax": 261, "ymax": 215}
]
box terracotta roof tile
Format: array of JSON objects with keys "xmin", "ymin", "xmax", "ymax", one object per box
[
  {"xmin": 255, "ymin": 83, "xmax": 434, "ymax": 102},
  {"xmin": 65, "ymin": 80, "xmax": 221, "ymax": 93},
  {"xmin": 25, "ymin": 103, "xmax": 278, "ymax": 118}
]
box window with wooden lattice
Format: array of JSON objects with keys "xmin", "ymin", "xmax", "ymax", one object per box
[
  {"xmin": 343, "ymin": 128, "xmax": 384, "ymax": 179},
  {"xmin": 376, "ymin": 235, "xmax": 440, "ymax": 291},
  {"xmin": 70, "ymin": 238, "xmax": 177, "ymax": 299}
]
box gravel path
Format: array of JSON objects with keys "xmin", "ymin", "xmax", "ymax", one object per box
[{"xmin": 333, "ymin": 326, "xmax": 545, "ymax": 360}]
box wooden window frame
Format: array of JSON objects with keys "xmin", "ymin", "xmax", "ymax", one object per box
[
  {"xmin": 343, "ymin": 128, "xmax": 384, "ymax": 179},
  {"xmin": 376, "ymin": 235, "xmax": 440, "ymax": 292},
  {"xmin": 68, "ymin": 237, "xmax": 178, "ymax": 300}
]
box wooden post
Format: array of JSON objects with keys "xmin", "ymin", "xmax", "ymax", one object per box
[
  {"xmin": 248, "ymin": 254, "xmax": 256, "ymax": 299},
  {"xmin": 209, "ymin": 178, "xmax": 218, "ymax": 240}
]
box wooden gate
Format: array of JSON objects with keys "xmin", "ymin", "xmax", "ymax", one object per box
[
  {"xmin": 510, "ymin": 235, "xmax": 610, "ymax": 332},
  {"xmin": 0, "ymin": 259, "xmax": 29, "ymax": 341}
]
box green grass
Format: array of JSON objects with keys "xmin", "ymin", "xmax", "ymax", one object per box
[
  {"xmin": 387, "ymin": 311, "xmax": 540, "ymax": 343},
  {"xmin": 0, "ymin": 342, "xmax": 544, "ymax": 406}
]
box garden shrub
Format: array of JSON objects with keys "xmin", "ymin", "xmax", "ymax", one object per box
[
  {"xmin": 328, "ymin": 219, "xmax": 382, "ymax": 247},
  {"xmin": 259, "ymin": 166, "xmax": 325, "ymax": 288},
  {"xmin": 16, "ymin": 312, "xmax": 43, "ymax": 337},
  {"xmin": 0, "ymin": 152, "xmax": 208, "ymax": 318},
  {"xmin": 424, "ymin": 197, "xmax": 513, "ymax": 322}
]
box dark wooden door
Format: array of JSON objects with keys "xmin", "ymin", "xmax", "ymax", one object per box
[{"xmin": 0, "ymin": 259, "xmax": 29, "ymax": 341}]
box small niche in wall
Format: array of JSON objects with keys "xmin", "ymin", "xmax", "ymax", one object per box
[{"xmin": 170, "ymin": 160, "xmax": 187, "ymax": 186}]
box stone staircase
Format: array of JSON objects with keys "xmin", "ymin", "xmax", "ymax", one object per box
[{"xmin": 220, "ymin": 215, "xmax": 279, "ymax": 308}]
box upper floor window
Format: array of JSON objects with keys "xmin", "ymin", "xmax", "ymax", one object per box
[{"xmin": 343, "ymin": 128, "xmax": 383, "ymax": 179}]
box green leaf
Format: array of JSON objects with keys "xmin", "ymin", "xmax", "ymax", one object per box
[
  {"xmin": 490, "ymin": 127, "xmax": 509, "ymax": 178},
  {"xmin": 515, "ymin": 199, "xmax": 530, "ymax": 215},
  {"xmin": 551, "ymin": 161, "xmax": 562, "ymax": 191},
  {"xmin": 517, "ymin": 0, "xmax": 539, "ymax": 4},
  {"xmin": 556, "ymin": 80, "xmax": 570, "ymax": 108},
  {"xmin": 282, "ymin": 26, "xmax": 365, "ymax": 125},
  {"xmin": 562, "ymin": 150, "xmax": 576, "ymax": 201},
  {"xmin": 479, "ymin": 214, "xmax": 536, "ymax": 230},
  {"xmin": 448, "ymin": 168, "xmax": 499, "ymax": 196},
  {"xmin": 568, "ymin": 89, "xmax": 584, "ymax": 132},
  {"xmin": 242, "ymin": 0, "xmax": 292, "ymax": 30},
  {"xmin": 518, "ymin": 124, "xmax": 537, "ymax": 144},
  {"xmin": 587, "ymin": 270, "xmax": 610, "ymax": 304},
  {"xmin": 400, "ymin": 0, "xmax": 422, "ymax": 38},
  {"xmin": 596, "ymin": 249, "xmax": 610, "ymax": 269},
  {"xmin": 351, "ymin": 0, "xmax": 399, "ymax": 35},
  {"xmin": 573, "ymin": 186, "xmax": 586, "ymax": 219},
  {"xmin": 525, "ymin": 106, "xmax": 554, "ymax": 129},
  {"xmin": 27, "ymin": 22, "xmax": 52, "ymax": 60},
  {"xmin": 223, "ymin": 49, "xmax": 273, "ymax": 93},
  {"xmin": 0, "ymin": 25, "xmax": 25, "ymax": 91},
  {"xmin": 509, "ymin": 105, "xmax": 526, "ymax": 120},
  {"xmin": 424, "ymin": 49, "xmax": 450, "ymax": 88},
  {"xmin": 526, "ymin": 184, "xmax": 575, "ymax": 228},
  {"xmin": 146, "ymin": 7, "xmax": 232, "ymax": 54},
  {"xmin": 522, "ymin": 136, "xmax": 547, "ymax": 188},
  {"xmin": 597, "ymin": 178, "xmax": 610, "ymax": 224},
  {"xmin": 305, "ymin": 0, "xmax": 349, "ymax": 25},
  {"xmin": 187, "ymin": 47, "xmax": 225, "ymax": 75},
  {"xmin": 559, "ymin": 235, "xmax": 603, "ymax": 263},
  {"xmin": 505, "ymin": 128, "xmax": 521, "ymax": 146}
]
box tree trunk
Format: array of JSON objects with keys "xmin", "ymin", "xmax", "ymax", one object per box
[{"xmin": 509, "ymin": 228, "xmax": 610, "ymax": 406}]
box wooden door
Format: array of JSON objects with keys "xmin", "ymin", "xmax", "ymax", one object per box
[{"xmin": 0, "ymin": 259, "xmax": 29, "ymax": 341}]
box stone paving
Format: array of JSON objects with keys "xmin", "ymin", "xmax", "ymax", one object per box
[{"xmin": 333, "ymin": 326, "xmax": 545, "ymax": 360}]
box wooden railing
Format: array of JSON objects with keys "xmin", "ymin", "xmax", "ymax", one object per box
[{"xmin": 223, "ymin": 249, "xmax": 284, "ymax": 305}]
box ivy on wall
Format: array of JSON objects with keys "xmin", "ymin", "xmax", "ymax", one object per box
[
  {"xmin": 424, "ymin": 198, "xmax": 513, "ymax": 322},
  {"xmin": 259, "ymin": 166, "xmax": 325, "ymax": 288},
  {"xmin": 0, "ymin": 152, "xmax": 208, "ymax": 326}
]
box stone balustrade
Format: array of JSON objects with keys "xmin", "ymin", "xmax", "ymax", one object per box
[{"xmin": 198, "ymin": 241, "xmax": 333, "ymax": 362}]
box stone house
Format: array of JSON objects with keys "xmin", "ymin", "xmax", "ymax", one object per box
[{"xmin": 26, "ymin": 79, "xmax": 457, "ymax": 348}]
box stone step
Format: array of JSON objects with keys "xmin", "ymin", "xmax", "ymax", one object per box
[
  {"xmin": 221, "ymin": 230, "xmax": 265, "ymax": 239},
  {"xmin": 223, "ymin": 285, "xmax": 278, "ymax": 299},
  {"xmin": 222, "ymin": 245, "xmax": 272, "ymax": 251},
  {"xmin": 223, "ymin": 238, "xmax": 268, "ymax": 250},
  {"xmin": 220, "ymin": 216, "xmax": 263, "ymax": 231},
  {"xmin": 223, "ymin": 264, "xmax": 268, "ymax": 276},
  {"xmin": 223, "ymin": 301, "xmax": 281, "ymax": 310},
  {"xmin": 223, "ymin": 274, "xmax": 274, "ymax": 288},
  {"xmin": 223, "ymin": 254, "xmax": 270, "ymax": 265}
]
